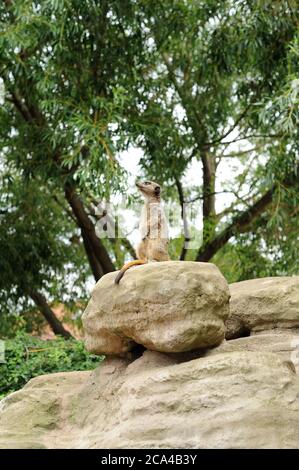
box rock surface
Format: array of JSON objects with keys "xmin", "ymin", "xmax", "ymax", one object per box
[
  {"xmin": 226, "ymin": 276, "xmax": 299, "ymax": 339},
  {"xmin": 206, "ymin": 329, "xmax": 299, "ymax": 373},
  {"xmin": 1, "ymin": 273, "xmax": 299, "ymax": 449},
  {"xmin": 82, "ymin": 261, "xmax": 230, "ymax": 355},
  {"xmin": 0, "ymin": 350, "xmax": 299, "ymax": 449}
]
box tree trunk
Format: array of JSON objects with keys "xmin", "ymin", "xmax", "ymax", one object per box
[
  {"xmin": 175, "ymin": 177, "xmax": 191, "ymax": 260},
  {"xmin": 201, "ymin": 152, "xmax": 216, "ymax": 245},
  {"xmin": 29, "ymin": 291, "xmax": 73, "ymax": 339},
  {"xmin": 64, "ymin": 181, "xmax": 115, "ymax": 275},
  {"xmin": 196, "ymin": 163, "xmax": 299, "ymax": 262},
  {"xmin": 82, "ymin": 232, "xmax": 104, "ymax": 281}
]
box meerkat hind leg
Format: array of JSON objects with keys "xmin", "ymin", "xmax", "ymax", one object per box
[{"xmin": 136, "ymin": 239, "xmax": 148, "ymax": 261}]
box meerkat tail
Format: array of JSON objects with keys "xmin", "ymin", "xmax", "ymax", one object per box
[{"xmin": 114, "ymin": 260, "xmax": 147, "ymax": 284}]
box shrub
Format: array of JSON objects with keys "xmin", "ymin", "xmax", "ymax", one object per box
[{"xmin": 0, "ymin": 331, "xmax": 103, "ymax": 399}]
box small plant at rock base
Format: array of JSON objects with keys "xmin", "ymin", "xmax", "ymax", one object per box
[{"xmin": 0, "ymin": 331, "xmax": 103, "ymax": 399}]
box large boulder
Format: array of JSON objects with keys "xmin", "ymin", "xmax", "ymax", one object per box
[
  {"xmin": 82, "ymin": 261, "xmax": 230, "ymax": 355},
  {"xmin": 1, "ymin": 350, "xmax": 299, "ymax": 449},
  {"xmin": 226, "ymin": 276, "xmax": 299, "ymax": 339}
]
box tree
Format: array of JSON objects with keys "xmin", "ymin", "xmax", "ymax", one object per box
[
  {"xmin": 125, "ymin": 0, "xmax": 299, "ymax": 271},
  {"xmin": 0, "ymin": 173, "xmax": 89, "ymax": 338},
  {"xmin": 0, "ymin": 1, "xmax": 298, "ymax": 335},
  {"xmin": 0, "ymin": 0, "xmax": 143, "ymax": 279}
]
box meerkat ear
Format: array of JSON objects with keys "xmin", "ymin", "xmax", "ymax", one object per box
[{"xmin": 155, "ymin": 186, "xmax": 161, "ymax": 196}]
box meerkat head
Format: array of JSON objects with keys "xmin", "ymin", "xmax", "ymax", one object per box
[{"xmin": 135, "ymin": 180, "xmax": 161, "ymax": 200}]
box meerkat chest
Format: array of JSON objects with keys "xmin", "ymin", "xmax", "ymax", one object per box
[{"xmin": 139, "ymin": 202, "xmax": 168, "ymax": 239}]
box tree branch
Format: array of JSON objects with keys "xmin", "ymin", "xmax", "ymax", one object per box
[
  {"xmin": 120, "ymin": 237, "xmax": 137, "ymax": 261},
  {"xmin": 218, "ymin": 144, "xmax": 266, "ymax": 159},
  {"xmin": 196, "ymin": 186, "xmax": 275, "ymax": 261},
  {"xmin": 53, "ymin": 195, "xmax": 105, "ymax": 281},
  {"xmin": 81, "ymin": 232, "xmax": 104, "ymax": 281},
  {"xmin": 203, "ymin": 104, "xmax": 252, "ymax": 148},
  {"xmin": 65, "ymin": 181, "xmax": 115, "ymax": 274},
  {"xmin": 9, "ymin": 89, "xmax": 33, "ymax": 122},
  {"xmin": 201, "ymin": 151, "xmax": 216, "ymax": 242},
  {"xmin": 196, "ymin": 165, "xmax": 299, "ymax": 261},
  {"xmin": 207, "ymin": 133, "xmax": 282, "ymax": 148},
  {"xmin": 29, "ymin": 290, "xmax": 73, "ymax": 339},
  {"xmin": 175, "ymin": 176, "xmax": 191, "ymax": 260}
]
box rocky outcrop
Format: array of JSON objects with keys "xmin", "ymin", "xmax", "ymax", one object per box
[
  {"xmin": 82, "ymin": 261, "xmax": 230, "ymax": 355},
  {"xmin": 226, "ymin": 276, "xmax": 299, "ymax": 339},
  {"xmin": 1, "ymin": 270, "xmax": 299, "ymax": 449},
  {"xmin": 1, "ymin": 350, "xmax": 299, "ymax": 449}
]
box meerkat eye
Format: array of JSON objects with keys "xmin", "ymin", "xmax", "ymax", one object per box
[{"xmin": 144, "ymin": 181, "xmax": 151, "ymax": 185}]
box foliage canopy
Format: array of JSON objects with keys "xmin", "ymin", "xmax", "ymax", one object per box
[{"xmin": 0, "ymin": 0, "xmax": 298, "ymax": 336}]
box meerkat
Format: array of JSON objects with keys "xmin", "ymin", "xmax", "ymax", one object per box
[{"xmin": 114, "ymin": 180, "xmax": 170, "ymax": 284}]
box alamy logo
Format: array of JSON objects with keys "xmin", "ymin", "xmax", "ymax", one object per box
[
  {"xmin": 0, "ymin": 340, "xmax": 5, "ymax": 364},
  {"xmin": 93, "ymin": 199, "xmax": 203, "ymax": 249}
]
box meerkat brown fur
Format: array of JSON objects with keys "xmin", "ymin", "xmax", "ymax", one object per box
[{"xmin": 114, "ymin": 180, "xmax": 170, "ymax": 284}]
